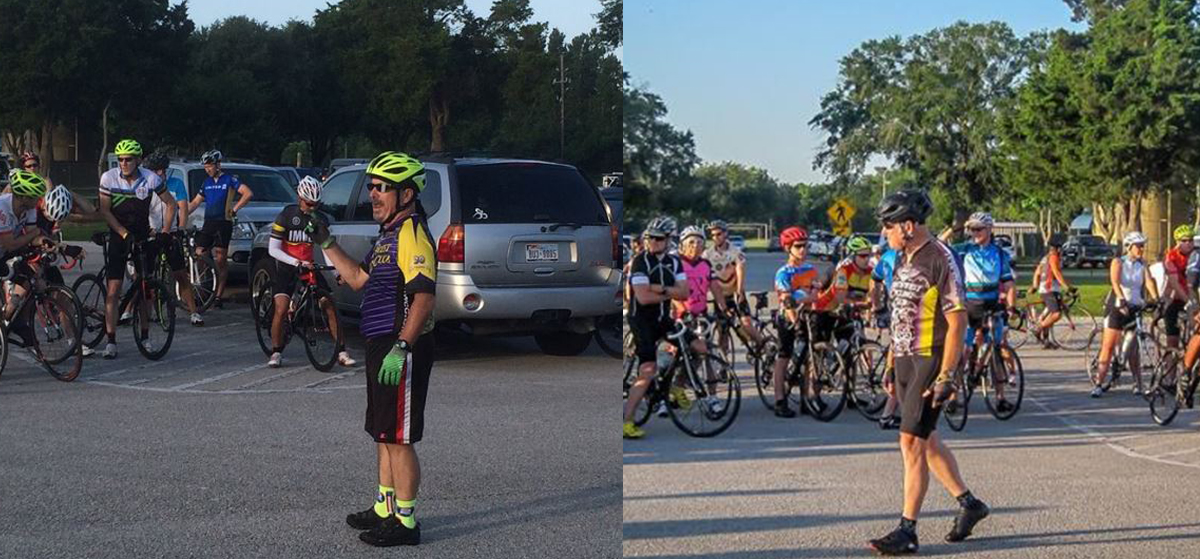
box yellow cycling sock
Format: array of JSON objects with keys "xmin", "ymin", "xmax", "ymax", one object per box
[
  {"xmin": 395, "ymin": 498, "xmax": 416, "ymax": 528},
  {"xmin": 373, "ymin": 485, "xmax": 394, "ymax": 518}
]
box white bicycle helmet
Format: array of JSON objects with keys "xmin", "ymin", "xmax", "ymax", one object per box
[
  {"xmin": 1123, "ymin": 231, "xmax": 1147, "ymax": 246},
  {"xmin": 200, "ymin": 149, "xmax": 223, "ymax": 164},
  {"xmin": 42, "ymin": 185, "xmax": 73, "ymax": 222},
  {"xmin": 680, "ymin": 225, "xmax": 705, "ymax": 242},
  {"xmin": 296, "ymin": 175, "xmax": 322, "ymax": 203},
  {"xmin": 965, "ymin": 212, "xmax": 995, "ymax": 228}
]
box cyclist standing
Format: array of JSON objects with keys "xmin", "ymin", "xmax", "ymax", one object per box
[
  {"xmin": 306, "ymin": 152, "xmax": 435, "ymax": 547},
  {"xmin": 186, "ymin": 149, "xmax": 253, "ymax": 309},
  {"xmin": 869, "ymin": 190, "xmax": 989, "ymax": 555},
  {"xmin": 1160, "ymin": 225, "xmax": 1193, "ymax": 351},
  {"xmin": 144, "ymin": 151, "xmax": 204, "ymax": 327},
  {"xmin": 704, "ymin": 219, "xmax": 763, "ymax": 351},
  {"xmin": 265, "ymin": 175, "xmax": 355, "ymax": 369},
  {"xmin": 1092, "ymin": 232, "xmax": 1159, "ymax": 397},
  {"xmin": 623, "ymin": 216, "xmax": 689, "ymax": 439},
  {"xmin": 771, "ymin": 226, "xmax": 819, "ymax": 418},
  {"xmin": 97, "ymin": 139, "xmax": 176, "ymax": 360},
  {"xmin": 1030, "ymin": 236, "xmax": 1074, "ymax": 348}
]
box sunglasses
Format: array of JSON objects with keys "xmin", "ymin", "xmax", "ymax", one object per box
[
  {"xmin": 117, "ymin": 157, "xmax": 136, "ymax": 163},
  {"xmin": 968, "ymin": 227, "xmax": 986, "ymax": 232},
  {"xmin": 791, "ymin": 243, "xmax": 808, "ymax": 249},
  {"xmin": 367, "ymin": 181, "xmax": 398, "ymax": 193},
  {"xmin": 23, "ymin": 163, "xmax": 38, "ymax": 169},
  {"xmin": 855, "ymin": 253, "xmax": 870, "ymax": 258},
  {"xmin": 647, "ymin": 235, "xmax": 667, "ymax": 242}
]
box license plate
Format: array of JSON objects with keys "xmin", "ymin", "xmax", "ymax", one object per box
[{"xmin": 526, "ymin": 243, "xmax": 559, "ymax": 262}]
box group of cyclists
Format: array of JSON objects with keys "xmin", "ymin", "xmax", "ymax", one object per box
[{"xmin": 3, "ymin": 143, "xmax": 441, "ymax": 547}]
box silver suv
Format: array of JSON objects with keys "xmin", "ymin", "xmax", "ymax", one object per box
[
  {"xmin": 167, "ymin": 162, "xmax": 296, "ymax": 277},
  {"xmin": 248, "ymin": 156, "xmax": 622, "ymax": 355}
]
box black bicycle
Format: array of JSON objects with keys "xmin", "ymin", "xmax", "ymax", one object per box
[
  {"xmin": 755, "ymin": 307, "xmax": 848, "ymax": 422},
  {"xmin": 944, "ymin": 308, "xmax": 1025, "ymax": 431},
  {"xmin": 0, "ymin": 244, "xmax": 86, "ymax": 381},
  {"xmin": 252, "ymin": 264, "xmax": 340, "ymax": 371},
  {"xmin": 835, "ymin": 307, "xmax": 890, "ymax": 422},
  {"xmin": 622, "ymin": 316, "xmax": 741, "ymax": 437},
  {"xmin": 72, "ymin": 233, "xmax": 176, "ymax": 359}
]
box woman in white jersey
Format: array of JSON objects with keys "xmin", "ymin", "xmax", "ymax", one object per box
[{"xmin": 1092, "ymin": 231, "xmax": 1159, "ymax": 398}]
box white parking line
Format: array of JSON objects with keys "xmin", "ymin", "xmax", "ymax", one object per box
[
  {"xmin": 167, "ymin": 363, "xmax": 271, "ymax": 390},
  {"xmin": 302, "ymin": 370, "xmax": 359, "ymax": 389},
  {"xmin": 1026, "ymin": 394, "xmax": 1200, "ymax": 470},
  {"xmin": 234, "ymin": 365, "xmax": 309, "ymax": 390},
  {"xmin": 85, "ymin": 351, "xmax": 207, "ymax": 380}
]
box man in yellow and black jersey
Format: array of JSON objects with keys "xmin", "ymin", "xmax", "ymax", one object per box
[{"xmin": 306, "ymin": 152, "xmax": 436, "ymax": 548}]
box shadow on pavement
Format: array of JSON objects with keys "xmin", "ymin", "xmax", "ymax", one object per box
[
  {"xmin": 624, "ymin": 488, "xmax": 812, "ymax": 501},
  {"xmin": 423, "ymin": 482, "xmax": 620, "ymax": 543}
]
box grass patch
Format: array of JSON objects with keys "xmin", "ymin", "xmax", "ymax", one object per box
[
  {"xmin": 1018, "ymin": 274, "xmax": 1109, "ymax": 317},
  {"xmin": 60, "ymin": 220, "xmax": 108, "ymax": 242},
  {"xmin": 744, "ymin": 238, "xmax": 768, "ymax": 251}
]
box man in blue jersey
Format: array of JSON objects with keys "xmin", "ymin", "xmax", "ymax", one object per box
[
  {"xmin": 871, "ymin": 241, "xmax": 902, "ymax": 429},
  {"xmin": 187, "ymin": 149, "xmax": 252, "ymax": 308}
]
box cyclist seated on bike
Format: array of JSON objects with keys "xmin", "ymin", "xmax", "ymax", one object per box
[
  {"xmin": 1029, "ymin": 235, "xmax": 1075, "ymax": 347},
  {"xmin": 144, "ymin": 150, "xmax": 205, "ymax": 327},
  {"xmin": 1093, "ymin": 231, "xmax": 1160, "ymax": 398},
  {"xmin": 942, "ymin": 212, "xmax": 1017, "ymax": 413},
  {"xmin": 770, "ymin": 226, "xmax": 820, "ymax": 419},
  {"xmin": 0, "ymin": 170, "xmax": 55, "ymax": 319},
  {"xmin": 674, "ymin": 226, "xmax": 725, "ymax": 321},
  {"xmin": 96, "ymin": 139, "xmax": 177, "ymax": 360},
  {"xmin": 703, "ymin": 219, "xmax": 763, "ymax": 351},
  {"xmin": 1160, "ymin": 224, "xmax": 1194, "ymax": 350},
  {"xmin": 623, "ymin": 216, "xmax": 690, "ymax": 440},
  {"xmin": 266, "ymin": 175, "xmax": 355, "ymax": 369},
  {"xmin": 21, "ymin": 185, "xmax": 83, "ymax": 288}
]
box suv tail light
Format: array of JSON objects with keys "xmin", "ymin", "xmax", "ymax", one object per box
[
  {"xmin": 438, "ymin": 224, "xmax": 465, "ymax": 263},
  {"xmin": 610, "ymin": 224, "xmax": 619, "ymax": 263}
]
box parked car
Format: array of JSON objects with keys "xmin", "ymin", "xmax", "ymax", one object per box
[
  {"xmin": 808, "ymin": 230, "xmax": 837, "ymax": 261},
  {"xmin": 601, "ymin": 186, "xmax": 622, "ymax": 228},
  {"xmin": 767, "ymin": 237, "xmax": 782, "ymax": 252},
  {"xmin": 170, "ymin": 162, "xmax": 297, "ymax": 278},
  {"xmin": 249, "ymin": 156, "xmax": 622, "ymax": 356},
  {"xmin": 273, "ymin": 166, "xmax": 301, "ymax": 187},
  {"xmin": 329, "ymin": 158, "xmax": 368, "ymax": 173},
  {"xmin": 1061, "ymin": 234, "xmax": 1116, "ymax": 268},
  {"xmin": 993, "ymin": 234, "xmax": 1017, "ymax": 261},
  {"xmin": 729, "ymin": 235, "xmax": 746, "ymax": 251},
  {"xmin": 856, "ymin": 232, "xmax": 882, "ymax": 248}
]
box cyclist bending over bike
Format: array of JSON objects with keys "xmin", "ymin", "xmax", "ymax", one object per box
[
  {"xmin": 0, "ymin": 170, "xmax": 53, "ymax": 323},
  {"xmin": 703, "ymin": 219, "xmax": 763, "ymax": 353},
  {"xmin": 266, "ymin": 176, "xmax": 355, "ymax": 369},
  {"xmin": 942, "ymin": 212, "xmax": 1017, "ymax": 414},
  {"xmin": 1092, "ymin": 232, "xmax": 1159, "ymax": 398},
  {"xmin": 770, "ymin": 226, "xmax": 820, "ymax": 419},
  {"xmin": 623, "ymin": 217, "xmax": 691, "ymax": 440}
]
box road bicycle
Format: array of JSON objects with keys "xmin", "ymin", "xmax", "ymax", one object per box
[
  {"xmin": 944, "ymin": 308, "xmax": 1025, "ymax": 431},
  {"xmin": 72, "ymin": 233, "xmax": 176, "ymax": 360},
  {"xmin": 252, "ymin": 264, "xmax": 340, "ymax": 371},
  {"xmin": 1084, "ymin": 302, "xmax": 1160, "ymax": 395},
  {"xmin": 0, "ymin": 244, "xmax": 86, "ymax": 381},
  {"xmin": 1008, "ymin": 288, "xmax": 1097, "ymax": 351},
  {"xmin": 754, "ymin": 306, "xmax": 848, "ymax": 422}
]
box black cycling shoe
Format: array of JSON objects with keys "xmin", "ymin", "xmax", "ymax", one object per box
[
  {"xmin": 346, "ymin": 508, "xmax": 389, "ymax": 531},
  {"xmin": 996, "ymin": 400, "xmax": 1015, "ymax": 414},
  {"xmin": 868, "ymin": 526, "xmax": 918, "ymax": 555},
  {"xmin": 879, "ymin": 416, "xmax": 900, "ymax": 430},
  {"xmin": 945, "ymin": 500, "xmax": 990, "ymax": 542},
  {"xmin": 774, "ymin": 402, "xmax": 797, "ymax": 418},
  {"xmin": 213, "ymin": 297, "xmax": 224, "ymax": 310},
  {"xmin": 359, "ymin": 517, "xmax": 420, "ymax": 547}
]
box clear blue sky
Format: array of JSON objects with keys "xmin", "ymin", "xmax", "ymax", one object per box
[
  {"xmin": 626, "ymin": 0, "xmax": 1086, "ymax": 185},
  {"xmin": 187, "ymin": 0, "xmax": 600, "ymax": 40}
]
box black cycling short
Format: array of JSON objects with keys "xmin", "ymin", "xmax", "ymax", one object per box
[
  {"xmin": 1040, "ymin": 292, "xmax": 1062, "ymax": 314},
  {"xmin": 197, "ymin": 219, "xmax": 233, "ymax": 250},
  {"xmin": 895, "ymin": 353, "xmax": 943, "ymax": 439},
  {"xmin": 1162, "ymin": 299, "xmax": 1187, "ymax": 337},
  {"xmin": 149, "ymin": 233, "xmax": 186, "ymax": 273},
  {"xmin": 104, "ymin": 226, "xmax": 150, "ymax": 281},
  {"xmin": 721, "ymin": 294, "xmax": 751, "ymax": 318},
  {"xmin": 272, "ymin": 260, "xmax": 331, "ymax": 297},
  {"xmin": 1104, "ymin": 301, "xmax": 1142, "ymax": 331},
  {"xmin": 775, "ymin": 314, "xmax": 807, "ymax": 360},
  {"xmin": 365, "ymin": 333, "xmax": 433, "ymax": 445},
  {"xmin": 629, "ymin": 313, "xmax": 673, "ymax": 365}
]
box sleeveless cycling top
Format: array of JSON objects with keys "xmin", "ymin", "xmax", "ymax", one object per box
[
  {"xmin": 1038, "ymin": 252, "xmax": 1062, "ymax": 294},
  {"xmin": 1117, "ymin": 256, "xmax": 1145, "ymax": 306},
  {"xmin": 676, "ymin": 256, "xmax": 713, "ymax": 317}
]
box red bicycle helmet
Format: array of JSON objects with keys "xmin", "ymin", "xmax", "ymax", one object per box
[
  {"xmin": 780, "ymin": 226, "xmax": 808, "ymax": 249},
  {"xmin": 19, "ymin": 151, "xmax": 39, "ymax": 166}
]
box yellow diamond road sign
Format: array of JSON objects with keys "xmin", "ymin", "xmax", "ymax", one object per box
[{"xmin": 827, "ymin": 198, "xmax": 856, "ymax": 227}]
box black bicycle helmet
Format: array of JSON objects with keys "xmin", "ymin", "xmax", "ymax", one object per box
[{"xmin": 876, "ymin": 189, "xmax": 933, "ymax": 224}]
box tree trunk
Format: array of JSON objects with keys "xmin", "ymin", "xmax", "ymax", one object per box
[
  {"xmin": 98, "ymin": 100, "xmax": 111, "ymax": 179},
  {"xmin": 38, "ymin": 121, "xmax": 53, "ymax": 171},
  {"xmin": 429, "ymin": 91, "xmax": 449, "ymax": 153}
]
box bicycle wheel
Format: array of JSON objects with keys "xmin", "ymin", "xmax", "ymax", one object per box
[
  {"xmin": 1054, "ymin": 307, "xmax": 1098, "ymax": 352},
  {"xmin": 254, "ymin": 295, "xmax": 291, "ymax": 356},
  {"xmin": 131, "ymin": 279, "xmax": 175, "ymax": 360},
  {"xmin": 803, "ymin": 341, "xmax": 847, "ymax": 422},
  {"xmin": 984, "ymin": 344, "xmax": 1024, "ymax": 420},
  {"xmin": 0, "ymin": 322, "xmax": 8, "ymax": 381},
  {"xmin": 1149, "ymin": 353, "xmax": 1182, "ymax": 426},
  {"xmin": 622, "ymin": 356, "xmax": 653, "ymax": 427},
  {"xmin": 299, "ymin": 294, "xmax": 338, "ymax": 372},
  {"xmin": 1084, "ymin": 328, "xmax": 1105, "ymax": 387},
  {"xmin": 30, "ymin": 287, "xmax": 83, "ymax": 381},
  {"xmin": 850, "ymin": 340, "xmax": 888, "ymax": 421},
  {"xmin": 668, "ymin": 353, "xmax": 741, "ymax": 437},
  {"xmin": 943, "ymin": 366, "xmax": 971, "ymax": 431},
  {"xmin": 1007, "ymin": 307, "xmax": 1030, "ymax": 350},
  {"xmin": 593, "ymin": 313, "xmax": 623, "ymax": 359},
  {"xmin": 752, "ymin": 325, "xmax": 780, "ymax": 411},
  {"xmin": 71, "ymin": 273, "xmax": 108, "ymax": 349},
  {"xmin": 188, "ymin": 254, "xmax": 218, "ymax": 312}
]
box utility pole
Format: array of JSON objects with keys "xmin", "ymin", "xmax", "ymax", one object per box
[{"xmin": 555, "ymin": 53, "xmax": 567, "ymax": 160}]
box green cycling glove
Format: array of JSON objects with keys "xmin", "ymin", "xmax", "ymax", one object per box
[{"xmin": 379, "ymin": 341, "xmax": 408, "ymax": 386}]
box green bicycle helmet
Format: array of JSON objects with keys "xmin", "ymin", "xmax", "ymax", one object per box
[
  {"xmin": 846, "ymin": 236, "xmax": 872, "ymax": 253},
  {"xmin": 365, "ymin": 151, "xmax": 425, "ymax": 192},
  {"xmin": 9, "ymin": 169, "xmax": 48, "ymax": 197},
  {"xmin": 114, "ymin": 139, "xmax": 142, "ymax": 157},
  {"xmin": 1174, "ymin": 224, "xmax": 1195, "ymax": 242}
]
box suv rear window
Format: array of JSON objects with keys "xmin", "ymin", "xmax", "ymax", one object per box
[{"xmin": 456, "ymin": 163, "xmax": 607, "ymax": 225}]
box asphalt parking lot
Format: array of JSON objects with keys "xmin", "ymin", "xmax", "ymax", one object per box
[{"xmin": 0, "ymin": 251, "xmax": 620, "ymax": 558}]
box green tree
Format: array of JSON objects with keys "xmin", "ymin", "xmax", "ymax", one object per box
[{"xmin": 623, "ymin": 83, "xmax": 699, "ymax": 223}]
